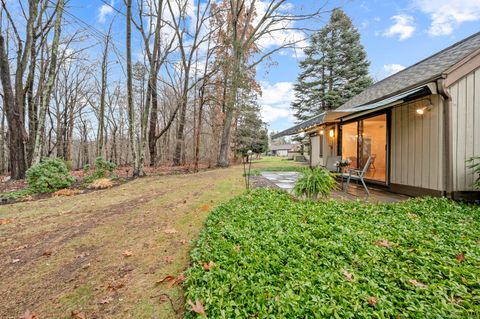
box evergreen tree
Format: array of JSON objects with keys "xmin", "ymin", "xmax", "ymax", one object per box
[
  {"xmin": 235, "ymin": 91, "xmax": 268, "ymax": 155},
  {"xmin": 292, "ymin": 9, "xmax": 373, "ymax": 121}
]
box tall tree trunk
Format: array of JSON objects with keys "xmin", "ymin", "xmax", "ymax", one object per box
[
  {"xmin": 0, "ymin": 35, "xmax": 28, "ymax": 179},
  {"xmin": 0, "ymin": 106, "xmax": 5, "ymax": 173},
  {"xmin": 126, "ymin": 0, "xmax": 139, "ymax": 176},
  {"xmin": 32, "ymin": 0, "xmax": 65, "ymax": 164}
]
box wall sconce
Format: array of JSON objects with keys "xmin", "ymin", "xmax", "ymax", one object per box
[
  {"xmin": 329, "ymin": 129, "xmax": 335, "ymax": 138},
  {"xmin": 416, "ymin": 107, "xmax": 427, "ymax": 115},
  {"xmin": 319, "ymin": 129, "xmax": 324, "ymax": 135},
  {"xmin": 417, "ymin": 99, "xmax": 432, "ymax": 115}
]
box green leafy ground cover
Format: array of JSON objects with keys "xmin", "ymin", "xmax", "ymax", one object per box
[{"xmin": 185, "ymin": 189, "xmax": 480, "ymax": 318}]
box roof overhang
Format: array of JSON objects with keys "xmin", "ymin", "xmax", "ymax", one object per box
[{"xmin": 272, "ymin": 84, "xmax": 433, "ymax": 139}]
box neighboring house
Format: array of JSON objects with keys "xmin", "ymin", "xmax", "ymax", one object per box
[
  {"xmin": 274, "ymin": 32, "xmax": 480, "ymax": 200},
  {"xmin": 270, "ymin": 144, "xmax": 299, "ymax": 157}
]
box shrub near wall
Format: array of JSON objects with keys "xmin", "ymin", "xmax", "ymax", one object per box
[{"xmin": 185, "ymin": 189, "xmax": 480, "ymax": 318}]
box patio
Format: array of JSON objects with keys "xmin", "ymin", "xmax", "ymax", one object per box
[{"xmin": 255, "ymin": 171, "xmax": 409, "ymax": 203}]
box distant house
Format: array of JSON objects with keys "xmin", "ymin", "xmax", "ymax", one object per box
[
  {"xmin": 274, "ymin": 32, "xmax": 480, "ymax": 200},
  {"xmin": 270, "ymin": 144, "xmax": 300, "ymax": 157}
]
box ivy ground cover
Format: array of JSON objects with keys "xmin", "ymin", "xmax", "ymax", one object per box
[{"xmin": 185, "ymin": 189, "xmax": 480, "ymax": 318}]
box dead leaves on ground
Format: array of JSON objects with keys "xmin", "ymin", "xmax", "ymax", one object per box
[
  {"xmin": 54, "ymin": 188, "xmax": 80, "ymax": 197},
  {"xmin": 375, "ymin": 239, "xmax": 392, "ymax": 248},
  {"xmin": 164, "ymin": 228, "xmax": 178, "ymax": 234},
  {"xmin": 70, "ymin": 310, "xmax": 87, "ymax": 319},
  {"xmin": 122, "ymin": 250, "xmax": 133, "ymax": 258},
  {"xmin": 343, "ymin": 270, "xmax": 353, "ymax": 282},
  {"xmin": 409, "ymin": 279, "xmax": 428, "ymax": 289},
  {"xmin": 367, "ymin": 296, "xmax": 378, "ymax": 306},
  {"xmin": 20, "ymin": 310, "xmax": 40, "ymax": 319},
  {"xmin": 187, "ymin": 299, "xmax": 206, "ymax": 317},
  {"xmin": 0, "ymin": 218, "xmax": 15, "ymax": 225},
  {"xmin": 200, "ymin": 204, "xmax": 210, "ymax": 212},
  {"xmin": 455, "ymin": 252, "xmax": 465, "ymax": 262},
  {"xmin": 156, "ymin": 273, "xmax": 185, "ymax": 288},
  {"xmin": 203, "ymin": 261, "xmax": 216, "ymax": 271}
]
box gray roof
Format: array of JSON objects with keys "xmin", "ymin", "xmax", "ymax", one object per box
[
  {"xmin": 272, "ymin": 113, "xmax": 325, "ymax": 139},
  {"xmin": 338, "ymin": 31, "xmax": 480, "ymax": 110}
]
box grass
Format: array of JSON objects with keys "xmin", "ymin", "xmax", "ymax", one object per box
[
  {"xmin": 185, "ymin": 188, "xmax": 480, "ymax": 318},
  {"xmin": 0, "ymin": 157, "xmax": 305, "ymax": 318}
]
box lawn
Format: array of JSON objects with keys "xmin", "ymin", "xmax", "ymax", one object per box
[
  {"xmin": 0, "ymin": 157, "xmax": 300, "ymax": 318},
  {"xmin": 185, "ymin": 189, "xmax": 480, "ymax": 318}
]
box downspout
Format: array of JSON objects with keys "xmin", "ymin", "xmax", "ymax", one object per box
[{"xmin": 437, "ymin": 76, "xmax": 453, "ymax": 198}]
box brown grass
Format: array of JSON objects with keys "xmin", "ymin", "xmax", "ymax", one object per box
[{"xmin": 89, "ymin": 178, "xmax": 114, "ymax": 189}]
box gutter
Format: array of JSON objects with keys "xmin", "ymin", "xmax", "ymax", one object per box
[{"xmin": 437, "ymin": 75, "xmax": 453, "ymax": 198}]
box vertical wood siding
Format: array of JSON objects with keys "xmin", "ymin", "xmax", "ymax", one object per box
[
  {"xmin": 391, "ymin": 95, "xmax": 444, "ymax": 190},
  {"xmin": 449, "ymin": 68, "xmax": 480, "ymax": 191}
]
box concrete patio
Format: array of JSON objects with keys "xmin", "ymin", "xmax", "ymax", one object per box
[{"xmin": 257, "ymin": 171, "xmax": 409, "ymax": 203}]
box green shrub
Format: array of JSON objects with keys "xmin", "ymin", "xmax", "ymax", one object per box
[
  {"xmin": 26, "ymin": 158, "xmax": 75, "ymax": 193},
  {"xmin": 84, "ymin": 157, "xmax": 117, "ymax": 183},
  {"xmin": 467, "ymin": 156, "xmax": 480, "ymax": 188},
  {"xmin": 185, "ymin": 189, "xmax": 480, "ymax": 318},
  {"xmin": 293, "ymin": 167, "xmax": 336, "ymax": 199}
]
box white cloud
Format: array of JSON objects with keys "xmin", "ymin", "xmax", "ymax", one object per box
[
  {"xmin": 383, "ymin": 15, "xmax": 415, "ymax": 40},
  {"xmin": 98, "ymin": 0, "xmax": 114, "ymax": 23},
  {"xmin": 259, "ymin": 82, "xmax": 295, "ymax": 123},
  {"xmin": 414, "ymin": 0, "xmax": 480, "ymax": 36},
  {"xmin": 253, "ymin": 1, "xmax": 308, "ymax": 57},
  {"xmin": 383, "ymin": 64, "xmax": 406, "ymax": 76}
]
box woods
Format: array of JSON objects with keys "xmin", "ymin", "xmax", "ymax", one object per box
[{"xmin": 0, "ymin": 0, "xmax": 320, "ymax": 179}]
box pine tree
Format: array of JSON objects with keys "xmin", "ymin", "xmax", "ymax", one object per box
[{"xmin": 292, "ymin": 9, "xmax": 373, "ymax": 121}]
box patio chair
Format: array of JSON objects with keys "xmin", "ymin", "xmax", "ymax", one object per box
[
  {"xmin": 321, "ymin": 156, "xmax": 341, "ymax": 172},
  {"xmin": 344, "ymin": 156, "xmax": 373, "ymax": 195}
]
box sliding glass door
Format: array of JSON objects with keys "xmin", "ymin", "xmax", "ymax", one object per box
[{"xmin": 341, "ymin": 114, "xmax": 387, "ymax": 183}]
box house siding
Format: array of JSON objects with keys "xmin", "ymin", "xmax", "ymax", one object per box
[
  {"xmin": 449, "ymin": 68, "xmax": 480, "ymax": 192},
  {"xmin": 391, "ymin": 95, "xmax": 444, "ymax": 191}
]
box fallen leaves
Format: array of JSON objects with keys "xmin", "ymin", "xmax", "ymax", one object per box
[
  {"xmin": 156, "ymin": 273, "xmax": 185, "ymax": 288},
  {"xmin": 54, "ymin": 188, "xmax": 80, "ymax": 197},
  {"xmin": 164, "ymin": 255, "xmax": 173, "ymax": 264},
  {"xmin": 70, "ymin": 310, "xmax": 87, "ymax": 319},
  {"xmin": 99, "ymin": 296, "xmax": 113, "ymax": 305},
  {"xmin": 375, "ymin": 239, "xmax": 392, "ymax": 248},
  {"xmin": 89, "ymin": 178, "xmax": 114, "ymax": 189},
  {"xmin": 122, "ymin": 250, "xmax": 133, "ymax": 257},
  {"xmin": 343, "ymin": 270, "xmax": 353, "ymax": 282},
  {"xmin": 164, "ymin": 228, "xmax": 178, "ymax": 234},
  {"xmin": 455, "ymin": 252, "xmax": 465, "ymax": 262},
  {"xmin": 0, "ymin": 218, "xmax": 14, "ymax": 225},
  {"xmin": 187, "ymin": 299, "xmax": 206, "ymax": 317},
  {"xmin": 203, "ymin": 261, "xmax": 216, "ymax": 271},
  {"xmin": 200, "ymin": 204, "xmax": 210, "ymax": 212},
  {"xmin": 367, "ymin": 296, "xmax": 378, "ymax": 306},
  {"xmin": 20, "ymin": 310, "xmax": 40, "ymax": 319},
  {"xmin": 409, "ymin": 279, "xmax": 428, "ymax": 289},
  {"xmin": 180, "ymin": 239, "xmax": 187, "ymax": 245}
]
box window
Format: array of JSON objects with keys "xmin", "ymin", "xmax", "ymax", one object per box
[{"xmin": 341, "ymin": 114, "xmax": 387, "ymax": 183}]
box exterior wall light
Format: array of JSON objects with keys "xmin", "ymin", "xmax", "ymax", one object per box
[
  {"xmin": 329, "ymin": 129, "xmax": 335, "ymax": 138},
  {"xmin": 319, "ymin": 129, "xmax": 324, "ymax": 135},
  {"xmin": 416, "ymin": 107, "xmax": 426, "ymax": 115}
]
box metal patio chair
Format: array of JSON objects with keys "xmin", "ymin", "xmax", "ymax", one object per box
[
  {"xmin": 344, "ymin": 156, "xmax": 373, "ymax": 195},
  {"xmin": 321, "ymin": 156, "xmax": 341, "ymax": 172}
]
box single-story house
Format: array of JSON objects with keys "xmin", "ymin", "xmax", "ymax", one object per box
[
  {"xmin": 270, "ymin": 143, "xmax": 300, "ymax": 157},
  {"xmin": 274, "ymin": 32, "xmax": 480, "ymax": 200}
]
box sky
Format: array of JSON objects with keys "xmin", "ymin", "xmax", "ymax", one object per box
[
  {"xmin": 16, "ymin": 0, "xmax": 479, "ymax": 133},
  {"xmin": 251, "ymin": 0, "xmax": 480, "ymax": 132}
]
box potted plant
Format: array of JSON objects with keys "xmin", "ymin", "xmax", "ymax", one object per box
[{"xmin": 334, "ymin": 158, "xmax": 351, "ymax": 173}]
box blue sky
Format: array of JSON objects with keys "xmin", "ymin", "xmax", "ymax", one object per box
[
  {"xmin": 43, "ymin": 0, "xmax": 480, "ymax": 132},
  {"xmin": 252, "ymin": 0, "xmax": 480, "ymax": 132}
]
